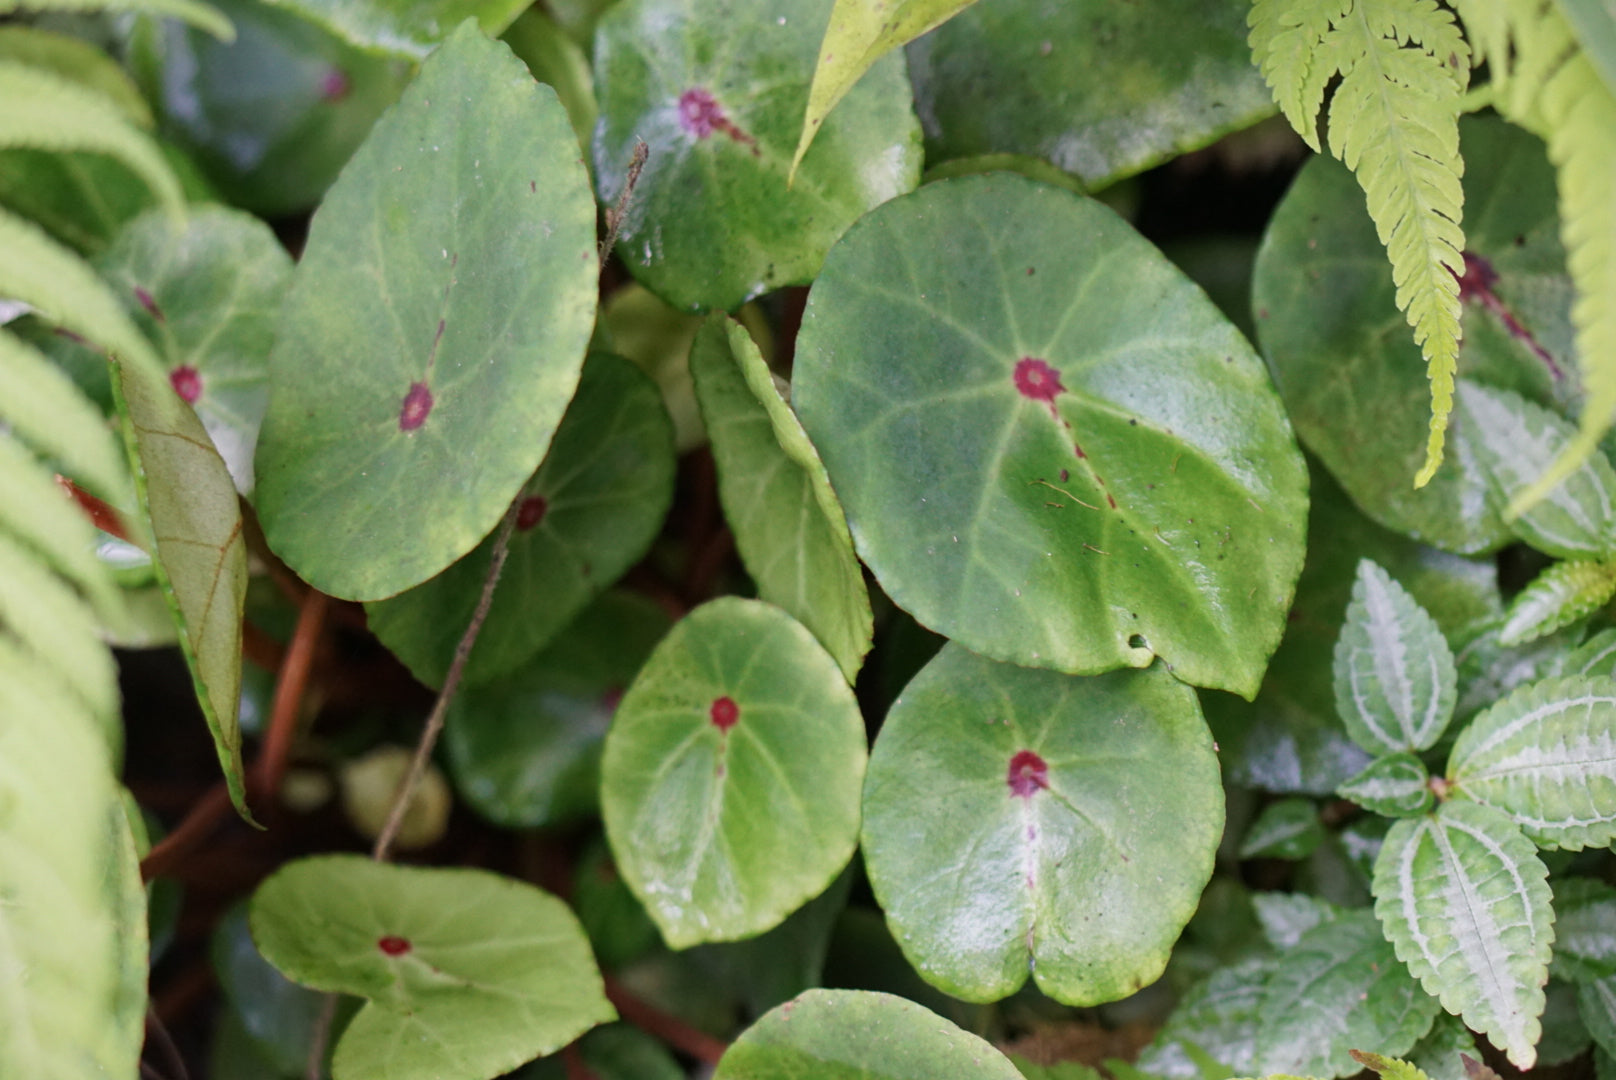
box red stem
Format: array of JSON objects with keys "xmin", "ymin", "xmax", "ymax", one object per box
[
  {"xmin": 253, "ymin": 590, "xmax": 329, "ymax": 802},
  {"xmin": 604, "ymin": 977, "xmax": 728, "ymax": 1065},
  {"xmin": 57, "ymin": 475, "xmax": 133, "ymax": 542}
]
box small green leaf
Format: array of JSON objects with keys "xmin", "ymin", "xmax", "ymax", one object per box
[
  {"xmin": 1554, "ymin": 877, "xmax": 1616, "ymax": 983},
  {"xmin": 249, "ymin": 854, "xmax": 613, "ymax": 1080},
  {"xmin": 366, "ymin": 353, "xmax": 675, "ymax": 687},
  {"xmin": 1580, "ymin": 973, "xmax": 1616, "ymax": 1058},
  {"xmin": 1239, "ymin": 798, "xmax": 1324, "ymax": 860},
  {"xmin": 1338, "ymin": 753, "xmax": 1435, "ymax": 818},
  {"xmin": 1333, "ymin": 559, "xmax": 1458, "ymax": 754},
  {"xmin": 600, "ymin": 597, "xmax": 867, "ymax": 948},
  {"xmin": 1351, "ymin": 1050, "xmax": 1434, "ymax": 1080},
  {"xmin": 1372, "ymin": 800, "xmax": 1553, "ymax": 1069},
  {"xmin": 861, "ymin": 646, "xmax": 1221, "ymax": 1005},
  {"xmin": 1448, "ymin": 675, "xmax": 1616, "ymax": 849},
  {"xmin": 690, "ymin": 315, "xmax": 871, "ymax": 682},
  {"xmin": 257, "ymin": 0, "xmax": 530, "ymax": 58},
  {"xmin": 711, "ymin": 988, "xmax": 1026, "ymax": 1080},
  {"xmin": 1566, "ymin": 627, "xmax": 1616, "ymax": 677},
  {"xmin": 1137, "ymin": 955, "xmax": 1275, "ymax": 1079},
  {"xmin": 1499, "ymin": 558, "xmax": 1616, "ymax": 646},
  {"xmin": 254, "ymin": 21, "xmax": 598, "ymax": 601}
]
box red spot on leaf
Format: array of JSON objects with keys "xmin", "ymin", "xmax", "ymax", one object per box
[
  {"xmin": 1013, "ymin": 357, "xmax": 1064, "ymax": 404},
  {"xmin": 377, "ymin": 935, "xmax": 411, "ymax": 956},
  {"xmin": 399, "ymin": 382, "xmax": 433, "ymax": 431},
  {"xmin": 1453, "ymin": 250, "xmax": 1563, "ymax": 379},
  {"xmin": 516, "ymin": 495, "xmax": 547, "ymax": 531},
  {"xmin": 1007, "ymin": 750, "xmax": 1049, "ymax": 798},
  {"xmin": 677, "ymin": 88, "xmax": 759, "ymax": 154},
  {"xmin": 710, "ymin": 696, "xmax": 739, "ymax": 733},
  {"xmin": 134, "ymin": 286, "xmax": 163, "ymax": 321},
  {"xmin": 321, "ymin": 68, "xmax": 350, "ymax": 101},
  {"xmin": 169, "ymin": 365, "xmax": 202, "ymax": 403}
]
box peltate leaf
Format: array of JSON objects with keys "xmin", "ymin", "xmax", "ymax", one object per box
[
  {"xmin": 254, "ymin": 21, "xmax": 598, "ymax": 601},
  {"xmin": 1338, "ymin": 752, "xmax": 1435, "ymax": 818},
  {"xmin": 792, "ymin": 173, "xmax": 1307, "ymax": 696},
  {"xmin": 1333, "ymin": 558, "xmax": 1458, "ymax": 754},
  {"xmin": 690, "ymin": 314, "xmax": 871, "ymax": 682},
  {"xmin": 249, "ymin": 855, "xmax": 613, "ymax": 1080},
  {"xmin": 1239, "ymin": 797, "xmax": 1324, "ymax": 860},
  {"xmin": 1553, "ymin": 876, "xmax": 1616, "ymax": 983},
  {"xmin": 1499, "ymin": 558, "xmax": 1616, "ymax": 646},
  {"xmin": 1372, "ymin": 800, "xmax": 1554, "ymax": 1068},
  {"xmin": 1448, "ymin": 675, "xmax": 1616, "ymax": 849},
  {"xmin": 600, "ymin": 597, "xmax": 867, "ymax": 948},
  {"xmin": 861, "ymin": 645, "xmax": 1221, "ymax": 1005}
]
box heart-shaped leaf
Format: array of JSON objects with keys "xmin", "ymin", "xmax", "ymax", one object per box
[
  {"xmin": 1499, "ymin": 558, "xmax": 1616, "ymax": 646},
  {"xmin": 711, "ymin": 988, "xmax": 1026, "ymax": 1080},
  {"xmin": 1338, "ymin": 753, "xmax": 1435, "ymax": 818},
  {"xmin": 1552, "ymin": 877, "xmax": 1616, "ymax": 984},
  {"xmin": 1333, "ymin": 559, "xmax": 1458, "ymax": 755},
  {"xmin": 1448, "ymin": 675, "xmax": 1616, "ymax": 850},
  {"xmin": 860, "ymin": 644, "xmax": 1221, "ymax": 1004},
  {"xmin": 366, "ymin": 353, "xmax": 675, "ymax": 687},
  {"xmin": 249, "ymin": 854, "xmax": 613, "ymax": 1080},
  {"xmin": 592, "ymin": 0, "xmax": 922, "ymax": 312},
  {"xmin": 600, "ymin": 597, "xmax": 867, "ymax": 948},
  {"xmin": 690, "ymin": 314, "xmax": 871, "ymax": 681},
  {"xmin": 792, "ymin": 173, "xmax": 1307, "ymax": 696},
  {"xmin": 1239, "ymin": 797, "xmax": 1324, "ymax": 860},
  {"xmin": 1372, "ymin": 800, "xmax": 1553, "ymax": 1069},
  {"xmin": 444, "ymin": 590, "xmax": 671, "ymax": 828},
  {"xmin": 255, "ymin": 21, "xmax": 598, "ymax": 601},
  {"xmin": 256, "ymin": 0, "xmax": 530, "ymax": 59},
  {"xmin": 906, "ymin": 0, "xmax": 1274, "ymax": 191}
]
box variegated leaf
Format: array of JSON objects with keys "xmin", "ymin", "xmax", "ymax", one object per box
[
  {"xmin": 1567, "ymin": 628, "xmax": 1616, "ymax": 678},
  {"xmin": 1499, "ymin": 559, "xmax": 1616, "ymax": 646},
  {"xmin": 1338, "ymin": 752, "xmax": 1434, "ymax": 818}
]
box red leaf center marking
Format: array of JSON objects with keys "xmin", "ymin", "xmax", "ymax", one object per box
[
  {"xmin": 677, "ymin": 89, "xmax": 759, "ymax": 154},
  {"xmin": 169, "ymin": 365, "xmax": 202, "ymax": 404},
  {"xmin": 709, "ymin": 696, "xmax": 739, "ymax": 733},
  {"xmin": 1013, "ymin": 357, "xmax": 1064, "ymax": 404},
  {"xmin": 321, "ymin": 68, "xmax": 350, "ymax": 101},
  {"xmin": 1007, "ymin": 749, "xmax": 1049, "ymax": 798},
  {"xmin": 377, "ymin": 935, "xmax": 411, "ymax": 956},
  {"xmin": 398, "ymin": 382, "xmax": 434, "ymax": 432},
  {"xmin": 1453, "ymin": 250, "xmax": 1563, "ymax": 379},
  {"xmin": 515, "ymin": 495, "xmax": 548, "ymax": 531}
]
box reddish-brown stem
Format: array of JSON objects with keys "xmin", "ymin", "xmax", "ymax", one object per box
[
  {"xmin": 242, "ymin": 619, "xmax": 287, "ymax": 672},
  {"xmin": 562, "ymin": 1043, "xmax": 599, "ymax": 1080},
  {"xmin": 604, "ymin": 977, "xmax": 728, "ymax": 1065},
  {"xmin": 56, "ymin": 475, "xmax": 134, "ymax": 542},
  {"xmin": 140, "ymin": 782, "xmax": 230, "ymax": 880},
  {"xmin": 253, "ymin": 590, "xmax": 329, "ymax": 802}
]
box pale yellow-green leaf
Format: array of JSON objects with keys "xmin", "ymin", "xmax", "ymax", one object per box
[
  {"xmin": 0, "ymin": 331, "xmax": 129, "ymax": 501},
  {"xmin": 789, "ymin": 0, "xmax": 980, "ymax": 182},
  {"xmin": 0, "ymin": 26, "xmax": 153, "ymax": 125},
  {"xmin": 0, "ymin": 432, "xmax": 119, "ymax": 614},
  {"xmin": 0, "ymin": 0, "xmax": 233, "ymax": 40},
  {"xmin": 1352, "ymin": 1049, "xmax": 1434, "ymax": 1080}
]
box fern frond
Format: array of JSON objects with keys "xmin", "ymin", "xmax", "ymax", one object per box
[
  {"xmin": 0, "ymin": 0, "xmax": 233, "ymax": 40},
  {"xmin": 0, "ymin": 26, "xmax": 154, "ymax": 126},
  {"xmin": 0, "ymin": 530, "xmax": 118, "ymax": 727},
  {"xmin": 0, "ymin": 429, "xmax": 119, "ymax": 613},
  {"xmin": 1249, "ymin": 0, "xmax": 1468, "ymax": 487},
  {"xmin": 0, "ymin": 332, "xmax": 129, "ymax": 501}
]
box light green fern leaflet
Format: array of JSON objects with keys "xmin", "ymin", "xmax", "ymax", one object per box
[{"xmin": 1249, "ymin": 0, "xmax": 1468, "ymax": 487}]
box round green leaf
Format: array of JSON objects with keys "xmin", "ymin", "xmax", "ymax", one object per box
[
  {"xmin": 1253, "ymin": 114, "xmax": 1576, "ymax": 553},
  {"xmin": 1239, "ymin": 797, "xmax": 1324, "ymax": 860},
  {"xmin": 366, "ymin": 353, "xmax": 675, "ymax": 686},
  {"xmin": 255, "ymin": 21, "xmax": 599, "ymax": 601},
  {"xmin": 860, "ymin": 644, "xmax": 1222, "ymax": 1005},
  {"xmin": 1338, "ymin": 753, "xmax": 1435, "ymax": 818},
  {"xmin": 444, "ymin": 590, "xmax": 672, "ymax": 828},
  {"xmin": 249, "ymin": 854, "xmax": 614, "ymax": 1080},
  {"xmin": 690, "ymin": 314, "xmax": 872, "ymax": 682},
  {"xmin": 906, "ymin": 0, "xmax": 1275, "ymax": 191},
  {"xmin": 792, "ymin": 173, "xmax": 1307, "ymax": 696},
  {"xmin": 592, "ymin": 0, "xmax": 922, "ymax": 312},
  {"xmin": 600, "ymin": 597, "xmax": 867, "ymax": 948},
  {"xmin": 711, "ymin": 988, "xmax": 1026, "ymax": 1080}
]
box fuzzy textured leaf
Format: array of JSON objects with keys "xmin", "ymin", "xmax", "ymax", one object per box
[
  {"xmin": 1500, "ymin": 558, "xmax": 1616, "ymax": 646},
  {"xmin": 1338, "ymin": 752, "xmax": 1435, "ymax": 817}
]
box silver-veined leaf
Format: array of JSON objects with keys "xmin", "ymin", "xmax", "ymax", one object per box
[
  {"xmin": 1499, "ymin": 558, "xmax": 1616, "ymax": 646},
  {"xmin": 1338, "ymin": 752, "xmax": 1434, "ymax": 818}
]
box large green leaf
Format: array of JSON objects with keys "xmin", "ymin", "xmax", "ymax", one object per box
[
  {"xmin": 907, "ymin": 0, "xmax": 1275, "ymax": 191},
  {"xmin": 366, "ymin": 353, "xmax": 675, "ymax": 686},
  {"xmin": 1499, "ymin": 558, "xmax": 1616, "ymax": 646},
  {"xmin": 444, "ymin": 590, "xmax": 671, "ymax": 828},
  {"xmin": 249, "ymin": 854, "xmax": 613, "ymax": 1080},
  {"xmin": 1333, "ymin": 558, "xmax": 1457, "ymax": 754},
  {"xmin": 1137, "ymin": 955, "xmax": 1275, "ymax": 1079},
  {"xmin": 1253, "ymin": 115, "xmax": 1575, "ymax": 554},
  {"xmin": 712, "ymin": 988, "xmax": 1026, "ymax": 1079},
  {"xmin": 592, "ymin": 0, "xmax": 922, "ymax": 312},
  {"xmin": 600, "ymin": 597, "xmax": 867, "ymax": 948},
  {"xmin": 793, "ymin": 173, "xmax": 1307, "ymax": 696},
  {"xmin": 1372, "ymin": 800, "xmax": 1554, "ymax": 1068},
  {"xmin": 1448, "ymin": 675, "xmax": 1616, "ymax": 849},
  {"xmin": 258, "ymin": 0, "xmax": 530, "ymax": 58},
  {"xmin": 254, "ymin": 21, "xmax": 598, "ymax": 601},
  {"xmin": 861, "ymin": 645, "xmax": 1221, "ymax": 1004},
  {"xmin": 690, "ymin": 315, "xmax": 871, "ymax": 682},
  {"xmin": 1552, "ymin": 877, "xmax": 1616, "ymax": 984}
]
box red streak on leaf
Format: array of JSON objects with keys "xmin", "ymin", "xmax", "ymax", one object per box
[
  {"xmin": 169, "ymin": 365, "xmax": 202, "ymax": 403},
  {"xmin": 1454, "ymin": 251, "xmax": 1563, "ymax": 379},
  {"xmin": 1013, "ymin": 357, "xmax": 1064, "ymax": 404},
  {"xmin": 398, "ymin": 382, "xmax": 434, "ymax": 432},
  {"xmin": 710, "ymin": 696, "xmax": 739, "ymax": 733},
  {"xmin": 516, "ymin": 495, "xmax": 548, "ymax": 531},
  {"xmin": 133, "ymin": 285, "xmax": 163, "ymax": 321},
  {"xmin": 377, "ymin": 935, "xmax": 411, "ymax": 956},
  {"xmin": 677, "ymin": 89, "xmax": 759, "ymax": 154},
  {"xmin": 1007, "ymin": 750, "xmax": 1049, "ymax": 798}
]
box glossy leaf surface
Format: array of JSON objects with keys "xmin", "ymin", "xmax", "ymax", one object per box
[
  {"xmin": 1499, "ymin": 558, "xmax": 1616, "ymax": 646},
  {"xmin": 690, "ymin": 314, "xmax": 871, "ymax": 681},
  {"xmin": 1238, "ymin": 797, "xmax": 1323, "ymax": 860},
  {"xmin": 1337, "ymin": 753, "xmax": 1435, "ymax": 818},
  {"xmin": 255, "ymin": 22, "xmax": 598, "ymax": 601},
  {"xmin": 592, "ymin": 0, "xmax": 922, "ymax": 312},
  {"xmin": 793, "ymin": 173, "xmax": 1307, "ymax": 696},
  {"xmin": 212, "ymin": 904, "xmax": 333, "ymax": 1075},
  {"xmin": 862, "ymin": 645, "xmax": 1221, "ymax": 1004},
  {"xmin": 907, "ymin": 0, "xmax": 1274, "ymax": 190},
  {"xmin": 600, "ymin": 598, "xmax": 867, "ymax": 948},
  {"xmin": 250, "ymin": 855, "xmax": 613, "ymax": 1080},
  {"xmin": 367, "ymin": 353, "xmax": 675, "ymax": 686},
  {"xmin": 1372, "ymin": 800, "xmax": 1554, "ymax": 1069},
  {"xmin": 1449, "ymin": 675, "xmax": 1616, "ymax": 849}
]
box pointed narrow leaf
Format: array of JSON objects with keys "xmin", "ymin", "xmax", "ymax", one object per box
[
  {"xmin": 861, "ymin": 646, "xmax": 1221, "ymax": 1004},
  {"xmin": 1137, "ymin": 955, "xmax": 1275, "ymax": 1079},
  {"xmin": 1334, "ymin": 559, "xmax": 1458, "ymax": 754},
  {"xmin": 249, "ymin": 855, "xmax": 613, "ymax": 1080},
  {"xmin": 1339, "ymin": 753, "xmax": 1435, "ymax": 818},
  {"xmin": 1449, "ymin": 675, "xmax": 1616, "ymax": 849},
  {"xmin": 1372, "ymin": 800, "xmax": 1554, "ymax": 1068},
  {"xmin": 255, "ymin": 21, "xmax": 598, "ymax": 601},
  {"xmin": 600, "ymin": 598, "xmax": 867, "ymax": 948},
  {"xmin": 1500, "ymin": 558, "xmax": 1616, "ymax": 646},
  {"xmin": 1239, "ymin": 797, "xmax": 1324, "ymax": 860},
  {"xmin": 690, "ymin": 315, "xmax": 872, "ymax": 682},
  {"xmin": 1554, "ymin": 877, "xmax": 1616, "ymax": 983}
]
